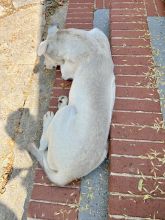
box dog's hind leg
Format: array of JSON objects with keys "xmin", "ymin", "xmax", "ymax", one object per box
[
  {"xmin": 43, "ymin": 155, "xmax": 71, "ymax": 186},
  {"xmin": 28, "ymin": 143, "xmax": 70, "ymax": 186},
  {"xmin": 39, "ymin": 111, "xmax": 54, "ymax": 151},
  {"xmin": 39, "ymin": 97, "xmax": 68, "ymax": 151}
]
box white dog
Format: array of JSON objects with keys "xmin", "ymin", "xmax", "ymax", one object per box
[{"xmin": 28, "ymin": 26, "xmax": 115, "ymax": 186}]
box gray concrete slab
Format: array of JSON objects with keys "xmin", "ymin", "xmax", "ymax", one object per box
[
  {"xmin": 78, "ymin": 160, "xmax": 109, "ymax": 220},
  {"xmin": 78, "ymin": 9, "xmax": 110, "ymax": 220},
  {"xmin": 147, "ymin": 17, "xmax": 165, "ymax": 119},
  {"xmin": 93, "ymin": 9, "xmax": 110, "ymax": 38}
]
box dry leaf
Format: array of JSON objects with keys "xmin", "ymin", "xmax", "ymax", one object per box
[
  {"xmin": 143, "ymin": 194, "xmax": 152, "ymax": 201},
  {"xmin": 138, "ymin": 179, "xmax": 144, "ymax": 192},
  {"xmin": 0, "ymin": 152, "xmax": 14, "ymax": 194}
]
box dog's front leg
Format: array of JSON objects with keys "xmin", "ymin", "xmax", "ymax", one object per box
[
  {"xmin": 61, "ymin": 61, "xmax": 76, "ymax": 80},
  {"xmin": 39, "ymin": 111, "xmax": 54, "ymax": 151}
]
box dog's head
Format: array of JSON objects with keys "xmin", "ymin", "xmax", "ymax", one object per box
[{"xmin": 37, "ymin": 25, "xmax": 64, "ymax": 69}]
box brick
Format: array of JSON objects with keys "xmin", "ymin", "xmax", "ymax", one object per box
[
  {"xmin": 112, "ymin": 47, "xmax": 151, "ymax": 56},
  {"xmin": 65, "ymin": 23, "xmax": 93, "ymax": 29},
  {"xmin": 114, "ymin": 98, "xmax": 161, "ymax": 112},
  {"xmin": 51, "ymin": 88, "xmax": 70, "ymax": 97},
  {"xmin": 111, "ymin": 38, "xmax": 150, "ymax": 47},
  {"xmin": 112, "ymin": 56, "xmax": 153, "ymax": 66},
  {"xmin": 144, "ymin": 0, "xmax": 158, "ymax": 16},
  {"xmin": 67, "ymin": 12, "xmax": 93, "ymax": 19},
  {"xmin": 95, "ymin": 0, "xmax": 103, "ymax": 9},
  {"xmin": 109, "ymin": 176, "xmax": 165, "ymax": 197},
  {"xmin": 110, "ymin": 139, "xmax": 165, "ymax": 156},
  {"xmin": 111, "ymin": 2, "xmax": 145, "ymax": 9},
  {"xmin": 28, "ymin": 201, "xmax": 78, "ymax": 220},
  {"xmin": 115, "ymin": 75, "xmax": 150, "ymax": 87},
  {"xmin": 53, "ymin": 78, "xmax": 64, "ymax": 87},
  {"xmin": 112, "ymin": 111, "xmax": 162, "ymax": 126},
  {"xmin": 110, "ymin": 156, "xmax": 165, "ymax": 177},
  {"xmin": 66, "ymin": 18, "xmax": 92, "ymax": 24},
  {"xmin": 56, "ymin": 69, "xmax": 62, "ymax": 78},
  {"xmin": 105, "ymin": 0, "xmax": 111, "ymax": 8},
  {"xmin": 31, "ymin": 185, "xmax": 79, "ymax": 204},
  {"xmin": 110, "ymin": 124, "xmax": 165, "ymax": 142},
  {"xmin": 49, "ymin": 97, "xmax": 58, "ymax": 107},
  {"xmin": 69, "ymin": 0, "xmax": 93, "ymax": 3},
  {"xmin": 67, "ymin": 8, "xmax": 93, "ymax": 14},
  {"xmin": 68, "ymin": 3, "xmax": 93, "ymax": 10},
  {"xmin": 111, "ymin": 22, "xmax": 148, "ymax": 30},
  {"xmin": 111, "ymin": 8, "xmax": 146, "ymax": 16},
  {"xmin": 155, "ymin": 0, "xmax": 165, "ymax": 16},
  {"xmin": 34, "ymin": 168, "xmax": 51, "ymax": 185},
  {"xmin": 55, "ymin": 78, "xmax": 72, "ymax": 88},
  {"xmin": 109, "ymin": 217, "xmax": 123, "ymax": 220},
  {"xmin": 116, "ymin": 87, "xmax": 159, "ymax": 99},
  {"xmin": 114, "ymin": 66, "xmax": 150, "ymax": 75},
  {"xmin": 49, "ymin": 106, "xmax": 58, "ymax": 112},
  {"xmin": 111, "ymin": 30, "xmax": 147, "ymax": 38},
  {"xmin": 111, "ymin": 0, "xmax": 143, "ymax": 2},
  {"xmin": 109, "ymin": 195, "xmax": 165, "ymax": 219},
  {"xmin": 111, "ymin": 16, "xmax": 147, "ymax": 22}
]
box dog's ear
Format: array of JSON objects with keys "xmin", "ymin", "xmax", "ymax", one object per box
[{"xmin": 37, "ymin": 40, "xmax": 48, "ymax": 56}]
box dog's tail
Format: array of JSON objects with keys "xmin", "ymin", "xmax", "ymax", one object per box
[{"xmin": 27, "ymin": 142, "xmax": 44, "ymax": 168}]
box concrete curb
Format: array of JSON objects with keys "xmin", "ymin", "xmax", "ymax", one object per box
[
  {"xmin": 147, "ymin": 17, "xmax": 165, "ymax": 119},
  {"xmin": 78, "ymin": 9, "xmax": 110, "ymax": 220}
]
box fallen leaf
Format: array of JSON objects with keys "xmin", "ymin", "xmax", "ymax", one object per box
[{"xmin": 138, "ymin": 179, "xmax": 144, "ymax": 192}]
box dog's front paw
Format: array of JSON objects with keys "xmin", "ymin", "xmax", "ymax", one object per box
[
  {"xmin": 58, "ymin": 96, "xmax": 68, "ymax": 109},
  {"xmin": 43, "ymin": 111, "xmax": 54, "ymax": 130}
]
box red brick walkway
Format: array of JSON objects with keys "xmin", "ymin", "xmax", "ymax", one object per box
[{"xmin": 28, "ymin": 0, "xmax": 165, "ymax": 219}]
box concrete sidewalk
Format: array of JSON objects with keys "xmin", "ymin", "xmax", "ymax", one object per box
[{"xmin": 0, "ymin": 0, "xmax": 67, "ymax": 219}]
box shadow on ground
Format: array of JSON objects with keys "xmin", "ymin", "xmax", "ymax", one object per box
[
  {"xmin": 5, "ymin": 108, "xmax": 38, "ymax": 220},
  {"xmin": 0, "ymin": 202, "xmax": 17, "ymax": 220}
]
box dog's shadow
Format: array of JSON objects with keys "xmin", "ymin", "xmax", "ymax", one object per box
[
  {"xmin": 6, "ymin": 108, "xmax": 39, "ymax": 148},
  {"xmin": 0, "ymin": 202, "xmax": 17, "ymax": 220},
  {"xmin": 5, "ymin": 107, "xmax": 39, "ymax": 219}
]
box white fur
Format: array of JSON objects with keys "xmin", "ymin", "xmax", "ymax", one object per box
[
  {"xmin": 37, "ymin": 41, "xmax": 48, "ymax": 57},
  {"xmin": 28, "ymin": 27, "xmax": 116, "ymax": 186}
]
